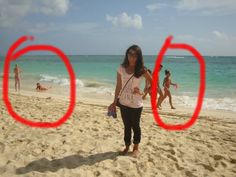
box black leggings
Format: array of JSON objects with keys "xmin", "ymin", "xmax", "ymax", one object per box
[{"xmin": 120, "ymin": 104, "xmax": 143, "ymax": 146}]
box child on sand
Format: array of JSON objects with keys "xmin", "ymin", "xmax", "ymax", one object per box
[
  {"xmin": 159, "ymin": 70, "xmax": 177, "ymax": 109},
  {"xmin": 36, "ymin": 83, "xmax": 51, "ymax": 91}
]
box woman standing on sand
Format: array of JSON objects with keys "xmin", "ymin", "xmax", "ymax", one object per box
[
  {"xmin": 109, "ymin": 45, "xmax": 152, "ymax": 158},
  {"xmin": 14, "ymin": 64, "xmax": 21, "ymax": 92}
]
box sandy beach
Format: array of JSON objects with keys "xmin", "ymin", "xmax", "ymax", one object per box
[{"xmin": 0, "ymin": 92, "xmax": 235, "ymax": 177}]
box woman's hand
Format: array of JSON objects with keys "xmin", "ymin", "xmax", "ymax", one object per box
[
  {"xmin": 108, "ymin": 102, "xmax": 116, "ymax": 111},
  {"xmin": 107, "ymin": 102, "xmax": 117, "ymax": 118},
  {"xmin": 144, "ymin": 86, "xmax": 152, "ymax": 94},
  {"xmin": 133, "ymin": 87, "xmax": 143, "ymax": 95},
  {"xmin": 142, "ymin": 95, "xmax": 146, "ymax": 100},
  {"xmin": 172, "ymin": 84, "xmax": 178, "ymax": 90}
]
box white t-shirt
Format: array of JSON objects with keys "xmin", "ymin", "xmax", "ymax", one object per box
[{"xmin": 117, "ymin": 66, "xmax": 144, "ymax": 108}]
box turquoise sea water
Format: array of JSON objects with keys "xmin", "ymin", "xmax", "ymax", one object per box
[{"xmin": 0, "ymin": 55, "xmax": 236, "ymax": 111}]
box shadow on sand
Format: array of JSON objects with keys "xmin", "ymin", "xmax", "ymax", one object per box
[{"xmin": 16, "ymin": 151, "xmax": 118, "ymax": 174}]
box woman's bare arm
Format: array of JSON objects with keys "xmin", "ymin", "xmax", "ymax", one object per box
[
  {"xmin": 113, "ymin": 72, "xmax": 122, "ymax": 104},
  {"xmin": 170, "ymin": 79, "xmax": 177, "ymax": 86},
  {"xmin": 143, "ymin": 70, "xmax": 152, "ymax": 93}
]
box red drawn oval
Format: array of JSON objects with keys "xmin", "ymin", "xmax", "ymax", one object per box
[
  {"xmin": 2, "ymin": 36, "xmax": 76, "ymax": 128},
  {"xmin": 151, "ymin": 36, "xmax": 206, "ymax": 130}
]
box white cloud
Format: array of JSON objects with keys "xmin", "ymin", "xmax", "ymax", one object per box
[
  {"xmin": 39, "ymin": 0, "xmax": 70, "ymax": 16},
  {"xmin": 213, "ymin": 30, "xmax": 229, "ymax": 40},
  {"xmin": 176, "ymin": 0, "xmax": 236, "ymax": 15},
  {"xmin": 0, "ymin": 0, "xmax": 32, "ymax": 27},
  {"xmin": 106, "ymin": 12, "xmax": 143, "ymax": 30},
  {"xmin": 146, "ymin": 3, "xmax": 167, "ymax": 12},
  {"xmin": 0, "ymin": 0, "xmax": 70, "ymax": 27}
]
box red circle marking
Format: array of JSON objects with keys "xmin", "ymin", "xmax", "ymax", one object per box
[
  {"xmin": 151, "ymin": 36, "xmax": 206, "ymax": 130},
  {"xmin": 2, "ymin": 36, "xmax": 76, "ymax": 128}
]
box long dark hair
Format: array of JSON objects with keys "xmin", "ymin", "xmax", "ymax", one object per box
[
  {"xmin": 165, "ymin": 69, "xmax": 170, "ymax": 75},
  {"xmin": 121, "ymin": 45, "xmax": 146, "ymax": 78}
]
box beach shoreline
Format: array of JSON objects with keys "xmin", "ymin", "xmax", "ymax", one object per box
[{"xmin": 1, "ymin": 88, "xmax": 236, "ymax": 121}]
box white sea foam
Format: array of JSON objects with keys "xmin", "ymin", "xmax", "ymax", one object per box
[
  {"xmin": 39, "ymin": 74, "xmax": 114, "ymax": 95},
  {"xmin": 35, "ymin": 74, "xmax": 236, "ymax": 112},
  {"xmin": 169, "ymin": 56, "xmax": 185, "ymax": 59},
  {"xmin": 39, "ymin": 74, "xmax": 84, "ymax": 87},
  {"xmin": 173, "ymin": 95, "xmax": 236, "ymax": 112}
]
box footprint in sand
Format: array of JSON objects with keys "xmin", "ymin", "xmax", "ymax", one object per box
[
  {"xmin": 0, "ymin": 142, "xmax": 5, "ymax": 153},
  {"xmin": 175, "ymin": 163, "xmax": 184, "ymax": 171},
  {"xmin": 216, "ymin": 161, "xmax": 222, "ymax": 168},
  {"xmin": 230, "ymin": 158, "xmax": 236, "ymax": 164},
  {"xmin": 213, "ymin": 154, "xmax": 224, "ymax": 161},
  {"xmin": 185, "ymin": 170, "xmax": 197, "ymax": 177},
  {"xmin": 0, "ymin": 167, "xmax": 6, "ymax": 175},
  {"xmin": 163, "ymin": 147, "xmax": 176, "ymax": 156},
  {"xmin": 163, "ymin": 142, "xmax": 175, "ymax": 148},
  {"xmin": 167, "ymin": 154, "xmax": 178, "ymax": 162},
  {"xmin": 220, "ymin": 161, "xmax": 227, "ymax": 168},
  {"xmin": 199, "ymin": 163, "xmax": 215, "ymax": 172},
  {"xmin": 168, "ymin": 149, "xmax": 176, "ymax": 155},
  {"xmin": 92, "ymin": 128, "xmax": 99, "ymax": 132},
  {"xmin": 212, "ymin": 155, "xmax": 229, "ymax": 168}
]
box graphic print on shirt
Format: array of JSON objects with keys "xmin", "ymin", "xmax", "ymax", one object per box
[{"xmin": 121, "ymin": 76, "xmax": 134, "ymax": 103}]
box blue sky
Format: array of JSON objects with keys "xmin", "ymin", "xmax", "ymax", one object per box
[{"xmin": 0, "ymin": 0, "xmax": 236, "ymax": 56}]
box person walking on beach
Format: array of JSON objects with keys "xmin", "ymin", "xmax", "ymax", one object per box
[
  {"xmin": 159, "ymin": 69, "xmax": 177, "ymax": 109},
  {"xmin": 109, "ymin": 45, "xmax": 152, "ymax": 158},
  {"xmin": 14, "ymin": 64, "xmax": 21, "ymax": 92},
  {"xmin": 142, "ymin": 65, "xmax": 164, "ymax": 110}
]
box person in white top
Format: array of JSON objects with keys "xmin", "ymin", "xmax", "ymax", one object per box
[{"xmin": 108, "ymin": 45, "xmax": 152, "ymax": 158}]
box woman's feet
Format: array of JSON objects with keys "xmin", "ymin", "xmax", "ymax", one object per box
[
  {"xmin": 131, "ymin": 144, "xmax": 140, "ymax": 158},
  {"xmin": 118, "ymin": 146, "xmax": 129, "ymax": 155},
  {"xmin": 157, "ymin": 104, "xmax": 176, "ymax": 110},
  {"xmin": 119, "ymin": 144, "xmax": 140, "ymax": 158}
]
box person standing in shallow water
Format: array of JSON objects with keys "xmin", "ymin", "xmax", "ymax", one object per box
[
  {"xmin": 109, "ymin": 45, "xmax": 152, "ymax": 158},
  {"xmin": 14, "ymin": 64, "xmax": 21, "ymax": 92}
]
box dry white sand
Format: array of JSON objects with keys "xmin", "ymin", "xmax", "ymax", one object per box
[{"xmin": 0, "ymin": 92, "xmax": 235, "ymax": 177}]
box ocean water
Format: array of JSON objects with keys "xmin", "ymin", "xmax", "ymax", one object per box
[{"xmin": 0, "ymin": 55, "xmax": 236, "ymax": 112}]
